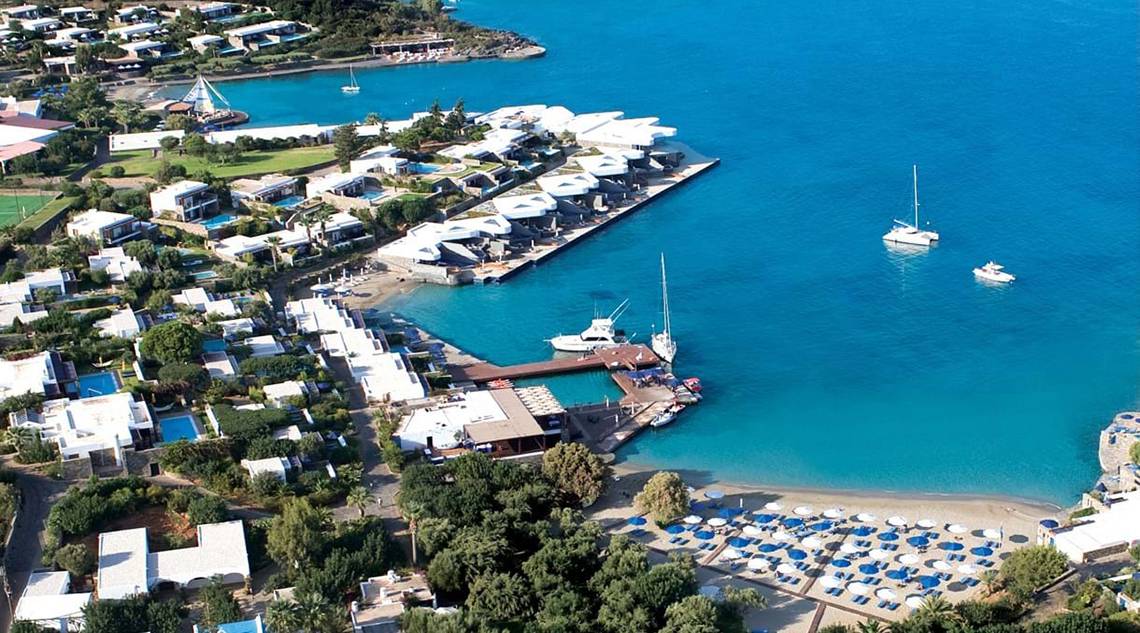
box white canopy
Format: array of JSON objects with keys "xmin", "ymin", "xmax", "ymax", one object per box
[
  {"xmin": 848, "ymin": 582, "xmax": 869, "ymax": 595},
  {"xmin": 856, "ymin": 512, "xmax": 877, "ymax": 522},
  {"xmin": 683, "ymin": 515, "xmax": 703, "ymax": 525},
  {"xmin": 801, "ymin": 536, "xmax": 822, "ymax": 549},
  {"xmin": 840, "ymin": 543, "xmax": 860, "ymax": 555},
  {"xmin": 764, "ymin": 502, "xmax": 783, "ymax": 511},
  {"xmin": 708, "ymin": 517, "xmax": 728, "ymax": 527},
  {"xmin": 772, "ymin": 530, "xmax": 790, "ymax": 541},
  {"xmin": 983, "ymin": 528, "xmax": 1003, "ymax": 540},
  {"xmin": 743, "ymin": 525, "xmax": 764, "ymax": 537},
  {"xmin": 947, "ymin": 523, "xmax": 968, "ymax": 534},
  {"xmin": 823, "ymin": 508, "xmax": 843, "ymax": 519},
  {"xmin": 886, "ymin": 516, "xmax": 908, "ymax": 527},
  {"xmin": 820, "ymin": 576, "xmax": 842, "ymax": 588},
  {"xmin": 906, "ymin": 595, "xmax": 925, "ymax": 609},
  {"xmin": 958, "ymin": 564, "xmax": 977, "ymax": 575},
  {"xmin": 776, "ymin": 563, "xmax": 797, "ymax": 575},
  {"xmin": 721, "ymin": 548, "xmax": 743, "ymax": 560},
  {"xmin": 876, "ymin": 587, "xmax": 898, "ymax": 600},
  {"xmin": 870, "ymin": 549, "xmax": 890, "ymax": 561},
  {"xmin": 932, "ymin": 560, "xmax": 952, "ymax": 571},
  {"xmin": 747, "ymin": 558, "xmax": 769, "ymax": 571},
  {"xmin": 916, "ymin": 519, "xmax": 936, "ymax": 529},
  {"xmin": 793, "ymin": 505, "xmax": 813, "ymax": 516},
  {"xmin": 705, "ymin": 489, "xmax": 725, "ymax": 500},
  {"xmin": 897, "ymin": 553, "xmax": 919, "ymax": 565}
]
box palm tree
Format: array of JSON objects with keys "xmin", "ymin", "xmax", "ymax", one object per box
[
  {"xmin": 265, "ymin": 235, "xmax": 281, "ymax": 271},
  {"xmin": 347, "ymin": 486, "xmax": 370, "ymax": 518},
  {"xmin": 858, "ymin": 620, "xmax": 885, "ymax": 633},
  {"xmin": 403, "ymin": 499, "xmax": 426, "ymax": 566},
  {"xmin": 915, "ymin": 595, "xmax": 959, "ymax": 625},
  {"xmin": 295, "ymin": 591, "xmax": 347, "ymax": 633},
  {"xmin": 979, "ymin": 569, "xmax": 999, "ymax": 595},
  {"xmin": 2, "ymin": 426, "xmax": 34, "ymax": 451},
  {"xmin": 265, "ymin": 599, "xmax": 302, "ymax": 633}
]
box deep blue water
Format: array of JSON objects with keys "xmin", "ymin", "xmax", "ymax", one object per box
[{"xmin": 198, "ymin": 0, "xmax": 1138, "ymax": 503}]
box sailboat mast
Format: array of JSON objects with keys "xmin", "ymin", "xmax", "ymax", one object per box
[
  {"xmin": 912, "ymin": 164, "xmax": 920, "ymax": 227},
  {"xmin": 660, "ymin": 253, "xmax": 670, "ymax": 336}
]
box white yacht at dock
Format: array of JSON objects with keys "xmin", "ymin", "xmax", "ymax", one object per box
[
  {"xmin": 548, "ymin": 300, "xmax": 630, "ymax": 353},
  {"xmin": 651, "ymin": 253, "xmax": 677, "ymax": 364}
]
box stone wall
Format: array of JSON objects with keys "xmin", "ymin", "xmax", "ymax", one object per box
[
  {"xmin": 124, "ymin": 445, "xmax": 166, "ymax": 476},
  {"xmin": 1098, "ymin": 411, "xmax": 1140, "ymax": 473},
  {"xmin": 59, "ymin": 456, "xmax": 94, "ymax": 480}
]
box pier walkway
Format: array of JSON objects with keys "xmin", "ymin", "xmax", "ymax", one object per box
[{"xmin": 449, "ymin": 344, "xmax": 659, "ymax": 383}]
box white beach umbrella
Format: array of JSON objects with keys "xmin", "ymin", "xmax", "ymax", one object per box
[
  {"xmin": 721, "ymin": 547, "xmax": 743, "ymax": 560},
  {"xmin": 870, "ymin": 549, "xmax": 890, "ymax": 561},
  {"xmin": 916, "ymin": 519, "xmax": 936, "ymax": 529},
  {"xmin": 947, "ymin": 523, "xmax": 968, "ymax": 534},
  {"xmin": 708, "ymin": 517, "xmax": 728, "ymax": 527},
  {"xmin": 823, "ymin": 508, "xmax": 843, "ymax": 519},
  {"xmin": 793, "ymin": 505, "xmax": 813, "ymax": 517},
  {"xmin": 856, "ymin": 512, "xmax": 877, "ymax": 522},
  {"xmin": 876, "ymin": 587, "xmax": 898, "ymax": 601},
  {"xmin": 777, "ymin": 563, "xmax": 797, "ymax": 575},
  {"xmin": 983, "ymin": 528, "xmax": 1003, "ymax": 540},
  {"xmin": 801, "ymin": 536, "xmax": 823, "ymax": 549},
  {"xmin": 683, "ymin": 515, "xmax": 703, "ymax": 525},
  {"xmin": 820, "ymin": 575, "xmax": 842, "ymax": 588},
  {"xmin": 958, "ymin": 564, "xmax": 977, "ymax": 575},
  {"xmin": 840, "ymin": 543, "xmax": 860, "ymax": 555},
  {"xmin": 905, "ymin": 595, "xmax": 925, "ymax": 609},
  {"xmin": 765, "ymin": 502, "xmax": 783, "ymax": 511},
  {"xmin": 747, "ymin": 558, "xmax": 769, "ymax": 571},
  {"xmin": 932, "ymin": 560, "xmax": 952, "ymax": 572},
  {"xmin": 848, "ymin": 582, "xmax": 869, "ymax": 596},
  {"xmin": 897, "ymin": 553, "xmax": 919, "ymax": 565},
  {"xmin": 772, "ymin": 530, "xmax": 791, "ymax": 541},
  {"xmin": 886, "ymin": 516, "xmax": 908, "ymax": 527},
  {"xmin": 743, "ymin": 525, "xmax": 764, "ymax": 537}
]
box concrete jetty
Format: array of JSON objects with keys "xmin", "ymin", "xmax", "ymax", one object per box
[{"xmin": 450, "ymin": 344, "xmax": 660, "ymax": 383}]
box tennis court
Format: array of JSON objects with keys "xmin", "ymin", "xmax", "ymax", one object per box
[{"xmin": 0, "ymin": 193, "xmax": 49, "ymax": 227}]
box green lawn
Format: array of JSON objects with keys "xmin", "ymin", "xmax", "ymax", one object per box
[
  {"xmin": 17, "ymin": 196, "xmax": 80, "ymax": 231},
  {"xmin": 0, "ymin": 193, "xmax": 51, "ymax": 227},
  {"xmin": 106, "ymin": 145, "xmax": 337, "ymax": 179}
]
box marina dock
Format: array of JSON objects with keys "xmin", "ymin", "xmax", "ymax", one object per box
[{"xmin": 450, "ymin": 344, "xmax": 660, "ymax": 383}]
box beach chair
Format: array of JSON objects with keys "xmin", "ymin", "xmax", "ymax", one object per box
[{"xmin": 889, "ymin": 602, "xmax": 900, "ymax": 611}]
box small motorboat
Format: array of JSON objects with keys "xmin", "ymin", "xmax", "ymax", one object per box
[
  {"xmin": 650, "ymin": 403, "xmax": 686, "ymax": 428},
  {"xmin": 549, "ymin": 300, "xmax": 630, "ymax": 353},
  {"xmin": 973, "ymin": 261, "xmax": 1015, "ymax": 283},
  {"xmin": 683, "ymin": 377, "xmax": 702, "ymax": 393}
]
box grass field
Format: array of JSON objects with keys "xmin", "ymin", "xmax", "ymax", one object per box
[
  {"xmin": 105, "ymin": 145, "xmax": 337, "ymax": 179},
  {"xmin": 18, "ymin": 196, "xmax": 79, "ymax": 231},
  {"xmin": 0, "ymin": 193, "xmax": 52, "ymax": 227}
]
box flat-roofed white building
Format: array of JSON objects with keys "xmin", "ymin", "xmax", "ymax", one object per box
[
  {"xmin": 349, "ymin": 145, "xmax": 403, "ymax": 175},
  {"xmin": 212, "ymin": 229, "xmax": 310, "ymax": 264},
  {"xmin": 284, "ymin": 297, "xmax": 355, "ymax": 334},
  {"xmin": 173, "ymin": 287, "xmax": 239, "ymax": 317},
  {"xmin": 224, "ymin": 19, "xmax": 303, "ymax": 51},
  {"xmin": 241, "ymin": 456, "xmax": 291, "ymax": 481},
  {"xmin": 88, "ymin": 247, "xmax": 142, "ymax": 283},
  {"xmin": 0, "ymin": 302, "xmax": 48, "ymax": 328},
  {"xmin": 97, "ymin": 520, "xmax": 250, "ymax": 600},
  {"xmin": 203, "ymin": 351, "xmax": 239, "ymax": 380},
  {"xmin": 107, "ymin": 21, "xmax": 161, "ymax": 41},
  {"xmin": 217, "ymin": 317, "xmax": 255, "ymax": 339},
  {"xmin": 230, "ymin": 173, "xmax": 299, "ymax": 205},
  {"xmin": 188, "ymin": 1, "xmax": 238, "ymax": 21},
  {"xmin": 47, "ymin": 26, "xmax": 97, "ymax": 47},
  {"xmin": 439, "ymin": 127, "xmax": 528, "ymax": 161},
  {"xmin": 537, "ymin": 172, "xmax": 599, "ymax": 197},
  {"xmin": 350, "ymin": 570, "xmax": 435, "ymax": 633},
  {"xmin": 307, "ymin": 211, "xmax": 366, "ymax": 248},
  {"xmin": 244, "ymin": 334, "xmax": 284, "ymax": 358},
  {"xmin": 95, "ymin": 307, "xmax": 145, "ymax": 339},
  {"xmin": 574, "ymin": 152, "xmax": 631, "ymax": 177},
  {"xmin": 321, "ymin": 327, "xmax": 425, "ymax": 403},
  {"xmin": 66, "ymin": 209, "xmax": 146, "ymax": 246},
  {"xmin": 12, "ymin": 392, "xmax": 154, "ymax": 465},
  {"xmin": 12, "ymin": 570, "xmax": 92, "ymax": 632},
  {"xmin": 306, "ymin": 173, "xmax": 365, "ymax": 199},
  {"xmin": 59, "ymin": 6, "xmax": 98, "ymax": 23},
  {"xmin": 16, "ymin": 16, "xmax": 61, "ymax": 33},
  {"xmin": 491, "ymin": 191, "xmax": 557, "ymax": 220},
  {"xmin": 0, "ymin": 268, "xmax": 70, "ymax": 304},
  {"xmin": 2, "ymin": 4, "xmax": 41, "ymax": 20},
  {"xmin": 1040, "ymin": 490, "xmax": 1140, "ymax": 563},
  {"xmin": 263, "ymin": 380, "xmax": 307, "ymax": 407},
  {"xmin": 395, "ymin": 387, "xmax": 562, "ymax": 457},
  {"xmin": 377, "ymin": 214, "xmax": 512, "ymax": 264},
  {"xmin": 150, "ymin": 180, "xmax": 218, "ymax": 221},
  {"xmin": 0, "ymin": 351, "xmax": 76, "ymax": 400}
]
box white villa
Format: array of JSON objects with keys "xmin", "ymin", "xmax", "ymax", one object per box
[
  {"xmin": 0, "ymin": 351, "xmax": 76, "ymax": 399},
  {"xmin": 150, "ymin": 180, "xmax": 219, "ymax": 222},
  {"xmin": 350, "ymin": 570, "xmax": 435, "ymax": 633},
  {"xmin": 95, "ymin": 307, "xmax": 146, "ymax": 339},
  {"xmin": 173, "ymin": 287, "xmax": 239, "ymax": 317},
  {"xmin": 1040, "ymin": 490, "xmax": 1140, "ymax": 563},
  {"xmin": 244, "ymin": 334, "xmax": 285, "ymax": 358},
  {"xmin": 10, "ymin": 392, "xmax": 155, "ymax": 466},
  {"xmin": 263, "ymin": 380, "xmax": 308, "ymax": 407},
  {"xmin": 97, "ymin": 520, "xmax": 250, "ymax": 599},
  {"xmin": 0, "ymin": 268, "xmax": 70, "ymax": 304},
  {"xmin": 241, "ymin": 456, "xmax": 291, "ymax": 481},
  {"xmin": 377, "ymin": 213, "xmax": 512, "ymax": 265},
  {"xmin": 12, "ymin": 570, "xmax": 92, "ymax": 632},
  {"xmin": 395, "ymin": 387, "xmax": 563, "ymax": 458},
  {"xmin": 88, "ymin": 247, "xmax": 143, "ymax": 283},
  {"xmin": 66, "ymin": 209, "xmax": 147, "ymax": 246}
]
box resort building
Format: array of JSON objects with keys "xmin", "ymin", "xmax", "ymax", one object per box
[
  {"xmin": 107, "ymin": 21, "xmax": 162, "ymax": 41},
  {"xmin": 113, "ymin": 5, "xmax": 159, "ymax": 24},
  {"xmin": 173, "ymin": 287, "xmax": 239, "ymax": 317},
  {"xmin": 187, "ymin": 33, "xmax": 240, "ymax": 55},
  {"xmin": 439, "ymin": 127, "xmax": 529, "ymax": 162},
  {"xmin": 349, "ymin": 145, "xmax": 404, "ymax": 175},
  {"xmin": 16, "ymin": 17, "xmax": 62, "ymax": 33},
  {"xmin": 0, "ymin": 302, "xmax": 48, "ymax": 328},
  {"xmin": 66, "ymin": 209, "xmax": 147, "ymax": 246},
  {"xmin": 150, "ymin": 180, "xmax": 219, "ymax": 221},
  {"xmin": 350, "ymin": 570, "xmax": 436, "ymax": 633},
  {"xmin": 230, "ymin": 173, "xmax": 300, "ymax": 206},
  {"xmin": 47, "ymin": 26, "xmax": 98, "ymax": 47},
  {"xmin": 119, "ymin": 39, "xmax": 175, "ymax": 59},
  {"xmin": 212, "ymin": 229, "xmax": 310, "ymax": 265},
  {"xmin": 10, "ymin": 392, "xmax": 156, "ymax": 466},
  {"xmin": 377, "ymin": 213, "xmax": 512, "ymax": 266},
  {"xmin": 284, "ymin": 297, "xmax": 356, "ymax": 334},
  {"xmin": 2, "ymin": 4, "xmax": 41, "ymax": 21},
  {"xmin": 244, "ymin": 334, "xmax": 285, "ymax": 358},
  {"xmin": 203, "ymin": 351, "xmax": 239, "ymax": 380},
  {"xmin": 217, "ymin": 317, "xmax": 255, "ymax": 339},
  {"xmin": 307, "ymin": 211, "xmax": 367, "ymax": 248},
  {"xmin": 306, "ymin": 173, "xmax": 365, "ymax": 199},
  {"xmin": 1039, "ymin": 490, "xmax": 1140, "ymax": 562},
  {"xmin": 95, "ymin": 307, "xmax": 146, "ymax": 339},
  {"xmin": 97, "ymin": 520, "xmax": 250, "ymax": 599},
  {"xmin": 88, "ymin": 247, "xmax": 143, "ymax": 283},
  {"xmin": 0, "ymin": 268, "xmax": 72, "ymax": 304},
  {"xmin": 59, "ymin": 6, "xmax": 98, "ymax": 23},
  {"xmin": 224, "ymin": 20, "xmax": 304, "ymax": 52},
  {"xmin": 242, "ymin": 456, "xmax": 292, "ymax": 482},
  {"xmin": 0, "ymin": 351, "xmax": 77, "ymax": 399},
  {"xmin": 12, "ymin": 570, "xmax": 92, "ymax": 632},
  {"xmin": 491, "ymin": 191, "xmax": 558, "ymax": 220},
  {"xmin": 321, "ymin": 327, "xmax": 425, "ymax": 403},
  {"xmin": 185, "ymin": 1, "xmax": 238, "ymax": 21},
  {"xmin": 369, "ymin": 33, "xmax": 454, "ymax": 56},
  {"xmin": 263, "ymin": 380, "xmax": 308, "ymax": 407}
]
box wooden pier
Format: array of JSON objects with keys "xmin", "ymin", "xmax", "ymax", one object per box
[{"xmin": 449, "ymin": 344, "xmax": 660, "ymax": 383}]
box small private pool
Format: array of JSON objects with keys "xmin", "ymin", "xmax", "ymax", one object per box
[
  {"xmin": 409, "ymin": 162, "xmax": 440, "ymax": 174},
  {"xmin": 198, "ymin": 214, "xmax": 238, "ymax": 230},
  {"xmin": 78, "ymin": 372, "xmax": 120, "ymax": 399},
  {"xmin": 202, "ymin": 338, "xmax": 228, "ymax": 353},
  {"xmin": 190, "ymin": 270, "xmax": 218, "ymax": 281},
  {"xmin": 359, "ymin": 190, "xmax": 384, "ymax": 202},
  {"xmin": 273, "ymin": 195, "xmax": 305, "ymax": 209},
  {"xmin": 160, "ymin": 414, "xmax": 202, "ymax": 444}
]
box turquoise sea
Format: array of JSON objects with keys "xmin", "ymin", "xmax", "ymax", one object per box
[{"xmin": 195, "ymin": 0, "xmax": 1138, "ymax": 504}]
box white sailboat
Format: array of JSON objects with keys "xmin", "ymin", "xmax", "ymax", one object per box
[
  {"xmin": 341, "ymin": 66, "xmax": 360, "ymax": 94},
  {"xmin": 651, "ymin": 253, "xmax": 677, "ymax": 364},
  {"xmin": 883, "ymin": 165, "xmax": 939, "ymax": 247}
]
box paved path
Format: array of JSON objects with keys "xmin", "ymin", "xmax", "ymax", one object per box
[{"xmin": 2, "ymin": 472, "xmax": 67, "ymax": 633}]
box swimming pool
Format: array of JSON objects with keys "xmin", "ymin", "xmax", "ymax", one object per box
[
  {"xmin": 359, "ymin": 190, "xmax": 384, "ymax": 201},
  {"xmin": 198, "ymin": 214, "xmax": 238, "ymax": 230},
  {"xmin": 202, "ymin": 338, "xmax": 227, "ymax": 353},
  {"xmin": 273, "ymin": 195, "xmax": 305, "ymax": 208},
  {"xmin": 190, "ymin": 270, "xmax": 218, "ymax": 281},
  {"xmin": 160, "ymin": 415, "xmax": 201, "ymax": 443},
  {"xmin": 409, "ymin": 162, "xmax": 440, "ymax": 174},
  {"xmin": 78, "ymin": 372, "xmax": 119, "ymax": 399}
]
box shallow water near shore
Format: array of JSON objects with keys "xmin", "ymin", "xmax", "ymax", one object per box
[{"xmin": 209, "ymin": 0, "xmax": 1138, "ymax": 504}]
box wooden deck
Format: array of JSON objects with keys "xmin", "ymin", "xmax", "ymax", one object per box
[{"xmin": 450, "ymin": 344, "xmax": 660, "ymax": 383}]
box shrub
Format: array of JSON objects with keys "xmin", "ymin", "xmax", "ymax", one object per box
[
  {"xmin": 187, "ymin": 494, "xmax": 229, "ymax": 526},
  {"xmin": 53, "ymin": 542, "xmax": 95, "ymax": 577}
]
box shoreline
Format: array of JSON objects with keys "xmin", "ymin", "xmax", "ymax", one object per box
[{"xmin": 106, "ymin": 46, "xmax": 547, "ymax": 102}]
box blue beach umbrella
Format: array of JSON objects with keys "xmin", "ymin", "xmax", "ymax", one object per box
[
  {"xmin": 939, "ymin": 541, "xmax": 964, "ymax": 551},
  {"xmin": 1040, "ymin": 519, "xmax": 1060, "ymax": 529},
  {"xmin": 729, "ymin": 537, "xmax": 751, "ymax": 548},
  {"xmin": 628, "ymin": 516, "xmax": 647, "ymax": 526},
  {"xmin": 886, "ymin": 569, "xmax": 910, "ymax": 581},
  {"xmin": 907, "ymin": 536, "xmax": 930, "ymax": 547},
  {"xmin": 754, "ymin": 513, "xmax": 777, "ymax": 524},
  {"xmin": 918, "ymin": 575, "xmax": 941, "ymax": 589},
  {"xmin": 971, "ymin": 546, "xmax": 993, "ymax": 557},
  {"xmin": 758, "ymin": 543, "xmax": 779, "ymax": 553},
  {"xmin": 665, "ymin": 524, "xmax": 686, "ymax": 535},
  {"xmin": 878, "ymin": 532, "xmax": 899, "ymax": 542},
  {"xmin": 859, "ymin": 563, "xmax": 880, "ymax": 575},
  {"xmin": 851, "ymin": 526, "xmax": 873, "ymax": 537},
  {"xmin": 831, "ymin": 558, "xmax": 852, "ymax": 568},
  {"xmin": 695, "ymin": 530, "xmax": 715, "ymax": 540},
  {"xmin": 787, "ymin": 549, "xmax": 808, "ymax": 561},
  {"xmin": 783, "ymin": 518, "xmax": 804, "ymax": 528},
  {"xmin": 810, "ymin": 521, "xmax": 833, "ymax": 532}
]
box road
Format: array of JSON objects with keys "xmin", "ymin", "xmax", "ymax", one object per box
[{"xmin": 1, "ymin": 471, "xmax": 67, "ymax": 633}]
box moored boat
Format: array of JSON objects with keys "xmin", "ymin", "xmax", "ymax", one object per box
[
  {"xmin": 549, "ymin": 300, "xmax": 630, "ymax": 353},
  {"xmin": 973, "ymin": 261, "xmax": 1016, "ymax": 283},
  {"xmin": 883, "ymin": 165, "xmax": 940, "ymax": 247}
]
